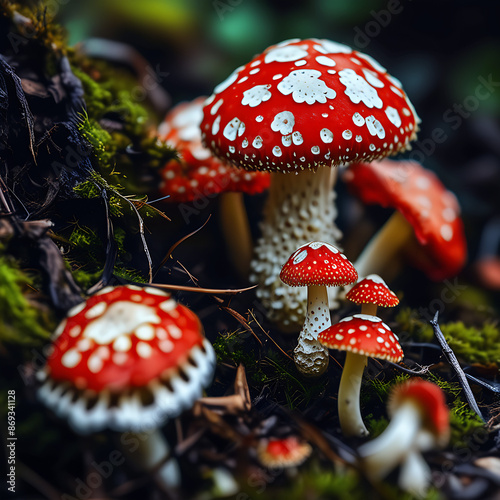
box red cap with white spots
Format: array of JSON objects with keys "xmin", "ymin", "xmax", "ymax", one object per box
[
  {"xmin": 389, "ymin": 379, "xmax": 450, "ymax": 446},
  {"xmin": 280, "ymin": 241, "xmax": 358, "ymax": 287},
  {"xmin": 257, "ymin": 436, "xmax": 312, "ymax": 468},
  {"xmin": 37, "ymin": 285, "xmax": 216, "ymax": 434},
  {"xmin": 343, "ymin": 159, "xmax": 467, "ymax": 281},
  {"xmin": 158, "ymin": 97, "xmax": 270, "ymax": 202},
  {"xmin": 346, "ymin": 274, "xmax": 399, "ymax": 307},
  {"xmin": 318, "ymin": 314, "xmax": 403, "ymax": 361},
  {"xmin": 201, "ymin": 38, "xmax": 419, "ymax": 173}
]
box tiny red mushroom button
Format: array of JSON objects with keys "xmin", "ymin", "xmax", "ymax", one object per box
[
  {"xmin": 346, "ymin": 274, "xmax": 399, "ymax": 308},
  {"xmin": 280, "ymin": 241, "xmax": 358, "ymax": 287},
  {"xmin": 257, "ymin": 436, "xmax": 312, "ymax": 468},
  {"xmin": 318, "ymin": 314, "xmax": 403, "ymax": 361}
]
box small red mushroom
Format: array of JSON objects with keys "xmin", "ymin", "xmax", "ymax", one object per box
[
  {"xmin": 280, "ymin": 241, "xmax": 358, "ymax": 376},
  {"xmin": 358, "ymin": 379, "xmax": 450, "ymax": 497},
  {"xmin": 257, "ymin": 436, "xmax": 312, "ymax": 468},
  {"xmin": 37, "ymin": 285, "xmax": 216, "ymax": 489},
  {"xmin": 343, "ymin": 159, "xmax": 467, "ymax": 281},
  {"xmin": 346, "ymin": 274, "xmax": 399, "ymax": 316},
  {"xmin": 318, "ymin": 314, "xmax": 403, "ymax": 436},
  {"xmin": 158, "ymin": 97, "xmax": 270, "ymax": 277},
  {"xmin": 200, "ymin": 38, "xmax": 419, "ymax": 332}
]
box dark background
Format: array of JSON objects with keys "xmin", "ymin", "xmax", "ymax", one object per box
[{"xmin": 55, "ymin": 0, "xmax": 500, "ymax": 281}]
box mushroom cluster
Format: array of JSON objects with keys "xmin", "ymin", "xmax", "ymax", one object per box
[
  {"xmin": 37, "ymin": 285, "xmax": 216, "ymax": 489},
  {"xmin": 200, "ymin": 38, "xmax": 420, "ymax": 332}
]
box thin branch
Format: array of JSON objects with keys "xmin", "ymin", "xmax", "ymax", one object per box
[
  {"xmin": 150, "ymin": 283, "xmax": 257, "ymax": 295},
  {"xmin": 248, "ymin": 309, "xmax": 292, "ymax": 361},
  {"xmin": 121, "ymin": 194, "xmax": 153, "ymax": 284},
  {"xmin": 151, "ymin": 215, "xmax": 211, "ymax": 281},
  {"xmin": 430, "ymin": 311, "xmax": 485, "ymax": 422},
  {"xmin": 87, "ymin": 182, "xmax": 117, "ymax": 295}
]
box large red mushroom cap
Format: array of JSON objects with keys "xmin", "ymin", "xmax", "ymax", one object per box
[
  {"xmin": 201, "ymin": 38, "xmax": 419, "ymax": 173},
  {"xmin": 280, "ymin": 241, "xmax": 358, "ymax": 287},
  {"xmin": 389, "ymin": 379, "xmax": 450, "ymax": 447},
  {"xmin": 37, "ymin": 285, "xmax": 216, "ymax": 433},
  {"xmin": 344, "ymin": 159, "xmax": 467, "ymax": 280},
  {"xmin": 158, "ymin": 97, "xmax": 270, "ymax": 202},
  {"xmin": 346, "ymin": 274, "xmax": 399, "ymax": 308},
  {"xmin": 318, "ymin": 314, "xmax": 403, "ymax": 362}
]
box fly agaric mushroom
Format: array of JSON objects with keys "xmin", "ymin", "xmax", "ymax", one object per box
[
  {"xmin": 318, "ymin": 314, "xmax": 403, "ymax": 437},
  {"xmin": 257, "ymin": 436, "xmax": 312, "ymax": 468},
  {"xmin": 37, "ymin": 285, "xmax": 216, "ymax": 489},
  {"xmin": 280, "ymin": 241, "xmax": 358, "ymax": 376},
  {"xmin": 343, "ymin": 159, "xmax": 467, "ymax": 281},
  {"xmin": 346, "ymin": 274, "xmax": 399, "ymax": 316},
  {"xmin": 158, "ymin": 97, "xmax": 270, "ymax": 277},
  {"xmin": 358, "ymin": 379, "xmax": 450, "ymax": 497},
  {"xmin": 200, "ymin": 38, "xmax": 420, "ymax": 332}
]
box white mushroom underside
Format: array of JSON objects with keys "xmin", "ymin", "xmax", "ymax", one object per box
[
  {"xmin": 249, "ymin": 166, "xmax": 342, "ymax": 332},
  {"xmin": 37, "ymin": 339, "xmax": 216, "ymax": 434}
]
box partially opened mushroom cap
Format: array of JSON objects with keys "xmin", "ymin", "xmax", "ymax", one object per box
[
  {"xmin": 201, "ymin": 38, "xmax": 419, "ymax": 174},
  {"xmin": 344, "ymin": 159, "xmax": 467, "ymax": 280},
  {"xmin": 37, "ymin": 285, "xmax": 216, "ymax": 434},
  {"xmin": 389, "ymin": 379, "xmax": 450, "ymax": 446},
  {"xmin": 346, "ymin": 274, "xmax": 399, "ymax": 307},
  {"xmin": 158, "ymin": 97, "xmax": 270, "ymax": 202},
  {"xmin": 318, "ymin": 314, "xmax": 403, "ymax": 361},
  {"xmin": 280, "ymin": 241, "xmax": 358, "ymax": 287}
]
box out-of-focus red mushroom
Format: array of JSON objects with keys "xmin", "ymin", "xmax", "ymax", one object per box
[
  {"xmin": 343, "ymin": 159, "xmax": 467, "ymax": 281},
  {"xmin": 346, "ymin": 274, "xmax": 399, "ymax": 316},
  {"xmin": 200, "ymin": 38, "xmax": 419, "ymax": 332},
  {"xmin": 37, "ymin": 285, "xmax": 216, "ymax": 489},
  {"xmin": 358, "ymin": 379, "xmax": 450, "ymax": 497},
  {"xmin": 280, "ymin": 241, "xmax": 357, "ymax": 376},
  {"xmin": 257, "ymin": 436, "xmax": 312, "ymax": 468},
  {"xmin": 318, "ymin": 314, "xmax": 403, "ymax": 437},
  {"xmin": 158, "ymin": 97, "xmax": 270, "ymax": 277}
]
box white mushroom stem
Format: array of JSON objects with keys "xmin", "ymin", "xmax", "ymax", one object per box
[
  {"xmin": 121, "ymin": 429, "xmax": 180, "ymax": 489},
  {"xmin": 398, "ymin": 448, "xmax": 431, "ymax": 498},
  {"xmin": 294, "ymin": 284, "xmax": 331, "ymax": 376},
  {"xmin": 250, "ymin": 166, "xmax": 342, "ymax": 332},
  {"xmin": 338, "ymin": 352, "xmax": 369, "ymax": 437},
  {"xmin": 357, "ymin": 401, "xmax": 423, "ymax": 479},
  {"xmin": 354, "ymin": 211, "xmax": 414, "ymax": 280},
  {"xmin": 218, "ymin": 191, "xmax": 253, "ymax": 279}
]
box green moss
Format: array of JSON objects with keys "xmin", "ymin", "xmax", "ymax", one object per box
[
  {"xmin": 0, "ymin": 252, "xmax": 52, "ymax": 347},
  {"xmin": 395, "ymin": 307, "xmax": 434, "ymax": 342},
  {"xmin": 426, "ymin": 373, "xmax": 486, "ymax": 445},
  {"xmin": 368, "ymin": 374, "xmax": 411, "ymax": 404},
  {"xmin": 441, "ymin": 321, "xmax": 500, "ymax": 368}
]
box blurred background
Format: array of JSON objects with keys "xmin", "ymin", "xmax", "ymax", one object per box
[
  {"xmin": 47, "ymin": 0, "xmax": 500, "ymax": 300},
  {"xmin": 53, "ymin": 0, "xmax": 500, "ymax": 290}
]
